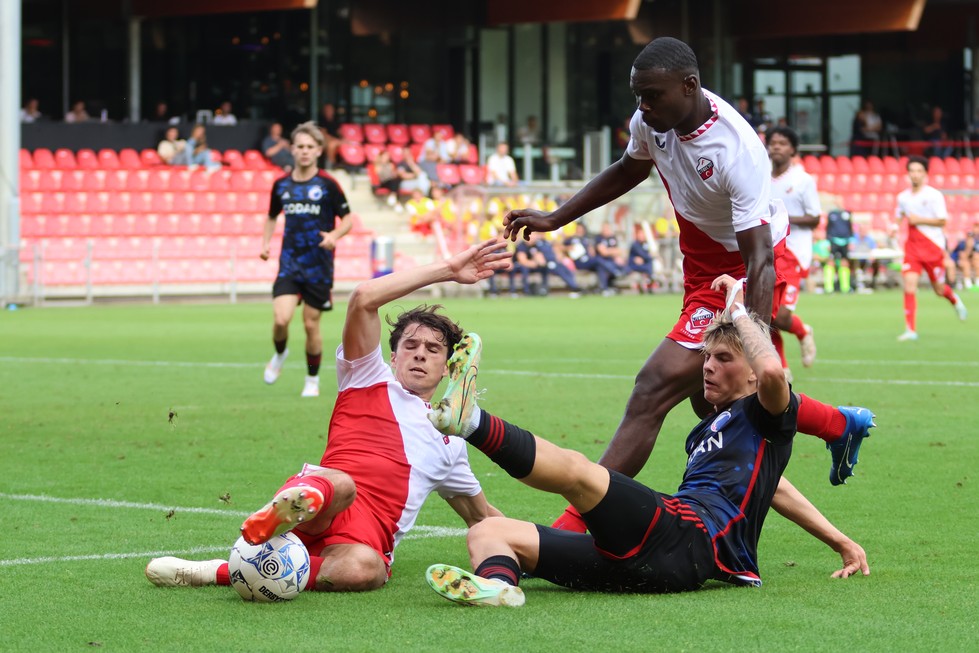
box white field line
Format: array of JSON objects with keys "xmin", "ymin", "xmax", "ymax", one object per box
[
  {"xmin": 1, "ymin": 356, "xmax": 976, "ymax": 387},
  {"xmin": 0, "ymin": 493, "xmax": 465, "ymax": 567}
]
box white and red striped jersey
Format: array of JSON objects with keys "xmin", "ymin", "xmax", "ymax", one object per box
[
  {"xmin": 771, "ymin": 164, "xmax": 821, "ymax": 271},
  {"xmin": 626, "ymin": 88, "xmax": 788, "ymax": 286},
  {"xmin": 320, "ymin": 344, "xmax": 482, "ymax": 563},
  {"xmin": 896, "ymin": 185, "xmax": 948, "ymax": 253}
]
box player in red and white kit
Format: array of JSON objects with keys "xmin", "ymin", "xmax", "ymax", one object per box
[
  {"xmin": 895, "ymin": 155, "xmax": 967, "ymax": 341},
  {"xmin": 768, "ymin": 126, "xmax": 820, "ymax": 377},
  {"xmin": 504, "ymin": 38, "xmax": 874, "ymax": 532},
  {"xmin": 145, "ymin": 239, "xmax": 513, "ymax": 592}
]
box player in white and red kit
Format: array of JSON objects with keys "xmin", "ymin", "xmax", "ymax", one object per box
[
  {"xmin": 768, "ymin": 126, "xmax": 820, "ymax": 376},
  {"xmin": 504, "ymin": 38, "xmax": 874, "ymax": 532},
  {"xmin": 895, "ymin": 155, "xmax": 967, "ymax": 341},
  {"xmin": 145, "ymin": 239, "xmax": 513, "ymax": 593}
]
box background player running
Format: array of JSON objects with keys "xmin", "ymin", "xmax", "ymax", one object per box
[
  {"xmin": 261, "ymin": 121, "xmax": 356, "ymax": 397},
  {"xmin": 146, "ymin": 239, "xmax": 513, "ymax": 593},
  {"xmin": 895, "ymin": 155, "xmax": 967, "ymax": 341},
  {"xmin": 424, "ymin": 275, "xmax": 869, "ymax": 607}
]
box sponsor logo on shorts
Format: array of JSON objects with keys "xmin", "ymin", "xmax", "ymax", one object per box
[{"xmin": 696, "ymin": 157, "xmax": 714, "ymax": 181}]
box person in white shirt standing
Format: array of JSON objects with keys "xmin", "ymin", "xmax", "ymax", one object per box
[
  {"xmin": 485, "ymin": 142, "xmax": 519, "ymax": 186},
  {"xmin": 895, "ymin": 155, "xmax": 967, "ymax": 341},
  {"xmin": 768, "ymin": 126, "xmax": 820, "ymax": 378}
]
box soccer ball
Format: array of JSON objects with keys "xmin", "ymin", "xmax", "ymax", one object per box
[{"xmin": 228, "ymin": 532, "xmax": 311, "ymax": 602}]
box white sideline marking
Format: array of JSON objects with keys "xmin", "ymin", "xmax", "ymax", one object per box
[{"xmin": 0, "ymin": 493, "xmax": 466, "ymax": 567}]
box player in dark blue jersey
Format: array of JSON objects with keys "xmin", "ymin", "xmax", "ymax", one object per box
[
  {"xmin": 424, "ymin": 274, "xmax": 869, "ymax": 606},
  {"xmin": 261, "ymin": 122, "xmax": 355, "ymax": 397}
]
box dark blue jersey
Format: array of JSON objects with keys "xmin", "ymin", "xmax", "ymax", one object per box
[
  {"xmin": 269, "ymin": 171, "xmax": 350, "ymax": 285},
  {"xmin": 629, "ymin": 241, "xmax": 652, "ymax": 264},
  {"xmin": 674, "ymin": 392, "xmax": 798, "ymax": 586}
]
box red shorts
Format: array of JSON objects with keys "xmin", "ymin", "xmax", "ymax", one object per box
[
  {"xmin": 776, "ymin": 249, "xmax": 806, "ymax": 311},
  {"xmin": 668, "ymin": 269, "xmax": 787, "ymax": 348},
  {"xmin": 903, "ymin": 240, "xmax": 946, "ymax": 283}
]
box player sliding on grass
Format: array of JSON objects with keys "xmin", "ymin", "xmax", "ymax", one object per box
[
  {"xmin": 425, "ymin": 275, "xmax": 870, "ymax": 606},
  {"xmin": 146, "ymin": 238, "xmax": 512, "ymax": 593}
]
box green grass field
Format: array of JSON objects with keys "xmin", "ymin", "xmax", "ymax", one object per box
[{"xmin": 1, "ymin": 289, "xmax": 977, "ymax": 652}]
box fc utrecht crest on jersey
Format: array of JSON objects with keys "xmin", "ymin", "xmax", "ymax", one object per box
[
  {"xmin": 696, "ymin": 157, "xmax": 715, "ymax": 181},
  {"xmin": 689, "ymin": 306, "xmax": 715, "ymax": 331}
]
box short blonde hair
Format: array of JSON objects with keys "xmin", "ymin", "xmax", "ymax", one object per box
[
  {"xmin": 702, "ymin": 311, "xmax": 769, "ymax": 357},
  {"xmin": 291, "ymin": 121, "xmax": 325, "ymax": 147}
]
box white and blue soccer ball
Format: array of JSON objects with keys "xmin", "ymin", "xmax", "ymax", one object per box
[{"xmin": 228, "ymin": 532, "xmax": 311, "ymax": 602}]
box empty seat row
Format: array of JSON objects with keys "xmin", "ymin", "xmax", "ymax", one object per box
[
  {"xmin": 338, "ymin": 141, "xmax": 478, "ymax": 168},
  {"xmin": 21, "ymin": 168, "xmax": 283, "ymax": 193},
  {"xmin": 21, "ymin": 212, "xmax": 273, "ymax": 238},
  {"xmin": 812, "ymin": 172, "xmax": 979, "ymax": 194},
  {"xmin": 21, "ymin": 191, "xmax": 271, "ymax": 215},
  {"xmin": 338, "ymin": 123, "xmax": 455, "ymax": 146},
  {"xmin": 802, "ymin": 154, "xmax": 977, "ymax": 176},
  {"xmin": 21, "ymin": 148, "xmax": 277, "ymax": 171}
]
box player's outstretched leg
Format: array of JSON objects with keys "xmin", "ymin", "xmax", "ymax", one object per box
[
  {"xmin": 426, "ymin": 564, "xmax": 525, "ymax": 607},
  {"xmin": 428, "ymin": 333, "xmax": 481, "ymax": 436},
  {"xmin": 828, "ymin": 406, "xmax": 876, "ymax": 486},
  {"xmin": 240, "ymin": 485, "xmax": 325, "ymax": 545},
  {"xmin": 264, "ymin": 348, "xmax": 289, "ymax": 384},
  {"xmin": 145, "ymin": 558, "xmax": 225, "ymax": 587}
]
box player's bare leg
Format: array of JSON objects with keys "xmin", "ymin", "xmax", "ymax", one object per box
[
  {"xmin": 312, "ymin": 543, "xmax": 388, "ymax": 591},
  {"xmin": 266, "ymin": 294, "xmax": 300, "ymax": 383},
  {"xmin": 301, "ymin": 303, "xmax": 323, "ymax": 397}
]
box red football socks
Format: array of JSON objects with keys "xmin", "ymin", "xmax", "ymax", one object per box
[{"xmin": 796, "ymin": 394, "xmax": 846, "ymax": 442}]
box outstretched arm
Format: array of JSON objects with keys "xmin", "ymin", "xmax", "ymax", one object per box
[
  {"xmin": 772, "ymin": 476, "xmax": 870, "ymax": 579},
  {"xmin": 734, "ymin": 225, "xmax": 776, "ymax": 326},
  {"xmin": 342, "ymin": 238, "xmax": 512, "ymax": 360}
]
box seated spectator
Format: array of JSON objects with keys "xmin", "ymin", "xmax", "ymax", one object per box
[
  {"xmin": 21, "ymin": 98, "xmax": 42, "ymax": 123},
  {"xmin": 448, "ymin": 133, "xmax": 474, "ymax": 164},
  {"xmin": 627, "ymin": 224, "xmax": 659, "ymax": 293},
  {"xmin": 562, "ymin": 222, "xmax": 618, "ymax": 295},
  {"xmin": 262, "ymin": 122, "xmax": 295, "ymax": 172},
  {"xmin": 422, "ymin": 132, "xmax": 452, "ymax": 163},
  {"xmin": 416, "ymin": 145, "xmax": 442, "ymax": 188},
  {"xmin": 151, "ymin": 101, "xmax": 181, "ymax": 125},
  {"xmin": 949, "ymin": 229, "xmax": 977, "ymax": 291},
  {"xmin": 923, "ymin": 105, "xmax": 952, "ymax": 158},
  {"xmin": 594, "ymin": 222, "xmax": 628, "ymax": 293},
  {"xmin": 852, "ymin": 100, "xmax": 882, "ymax": 156},
  {"xmin": 485, "ymin": 143, "xmax": 518, "ymax": 187},
  {"xmin": 517, "ymin": 115, "xmax": 541, "ymax": 146},
  {"xmin": 157, "ymin": 126, "xmax": 188, "ymax": 165},
  {"xmin": 212, "ymin": 101, "xmax": 238, "ymax": 126},
  {"xmin": 184, "ymin": 124, "xmax": 220, "ymax": 170},
  {"xmin": 65, "ymin": 100, "xmax": 90, "ymax": 123},
  {"xmin": 372, "ymin": 150, "xmax": 402, "ymax": 206},
  {"xmin": 405, "ymin": 189, "xmax": 439, "ymax": 236},
  {"xmin": 318, "ymin": 102, "xmax": 342, "ymax": 169},
  {"xmin": 533, "ymin": 232, "xmax": 582, "ymax": 297},
  {"xmin": 511, "ymin": 232, "xmax": 550, "ymax": 296},
  {"xmin": 397, "ymin": 149, "xmax": 431, "ymax": 197}
]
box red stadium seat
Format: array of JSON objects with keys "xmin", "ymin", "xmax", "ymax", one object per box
[
  {"xmin": 927, "ymin": 157, "xmax": 946, "ymax": 174},
  {"xmin": 20, "ymin": 149, "xmax": 33, "ymax": 168},
  {"xmin": 431, "ymin": 124, "xmax": 455, "ymax": 140},
  {"xmin": 222, "ymin": 150, "xmax": 245, "ymax": 170},
  {"xmin": 338, "ymin": 123, "xmax": 364, "ymax": 143},
  {"xmin": 33, "ymin": 149, "xmax": 55, "ymax": 169},
  {"xmin": 835, "ymin": 173, "xmax": 852, "ymax": 193},
  {"xmin": 943, "ymin": 157, "xmax": 961, "ymax": 174},
  {"xmin": 146, "ymin": 169, "xmax": 172, "ymax": 191},
  {"xmin": 130, "ymin": 192, "xmax": 154, "ymax": 213},
  {"xmin": 818, "ymin": 155, "xmax": 837, "ymax": 174},
  {"xmin": 881, "ymin": 173, "xmax": 902, "ymax": 193},
  {"xmin": 364, "ymin": 143, "xmax": 385, "ymax": 164},
  {"xmin": 208, "ymin": 170, "xmax": 230, "ymax": 191},
  {"xmin": 54, "ymin": 148, "xmax": 77, "ymax": 169},
  {"xmin": 459, "ymin": 164, "xmax": 487, "ymax": 186},
  {"xmin": 189, "ymin": 169, "xmax": 210, "ymax": 191},
  {"xmin": 883, "ymin": 156, "xmax": 902, "ymax": 173},
  {"xmin": 409, "ymin": 124, "xmax": 432, "ymax": 144},
  {"xmin": 801, "ymin": 155, "xmax": 821, "ymax": 174},
  {"xmin": 169, "ymin": 169, "xmax": 192, "ymax": 191},
  {"xmin": 363, "ymin": 124, "xmax": 387, "ymax": 145},
  {"xmin": 230, "ymin": 170, "xmax": 255, "ymax": 191},
  {"xmin": 60, "ymin": 170, "xmax": 86, "ymax": 191},
  {"xmin": 866, "ymin": 156, "xmax": 885, "ymax": 174},
  {"xmin": 834, "ymin": 156, "xmax": 853, "ymax": 174},
  {"xmin": 386, "ymin": 124, "xmax": 410, "ymax": 145},
  {"xmin": 254, "ymin": 170, "xmax": 279, "ymax": 191},
  {"xmin": 152, "ymin": 193, "xmax": 175, "ymax": 213},
  {"xmin": 408, "ymin": 142, "xmax": 424, "ymax": 161},
  {"xmin": 958, "ymin": 158, "xmax": 976, "ymax": 175},
  {"xmin": 930, "ymin": 174, "xmax": 946, "ymax": 189},
  {"xmin": 76, "ymin": 149, "xmax": 99, "ymax": 170},
  {"xmin": 849, "ymin": 156, "xmax": 868, "ymax": 173},
  {"xmin": 435, "ymin": 163, "xmax": 461, "ymax": 187},
  {"xmin": 98, "ymin": 149, "xmax": 121, "ymax": 169},
  {"xmin": 140, "ymin": 149, "xmax": 163, "ymax": 167},
  {"xmin": 173, "ymin": 192, "xmax": 197, "ymax": 213},
  {"xmin": 119, "ymin": 148, "xmax": 142, "ymax": 169},
  {"xmin": 127, "ymin": 170, "xmax": 149, "ymax": 191},
  {"xmin": 338, "ymin": 143, "xmax": 366, "ymax": 167},
  {"xmin": 387, "ymin": 144, "xmax": 405, "ymax": 164},
  {"xmin": 105, "ymin": 170, "xmax": 129, "ymax": 191},
  {"xmin": 42, "ymin": 192, "xmax": 66, "ymax": 214},
  {"xmin": 21, "ymin": 192, "xmax": 43, "ymax": 214},
  {"xmin": 21, "ymin": 170, "xmax": 40, "ymax": 191},
  {"xmin": 243, "ymin": 150, "xmax": 267, "ymax": 170}
]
